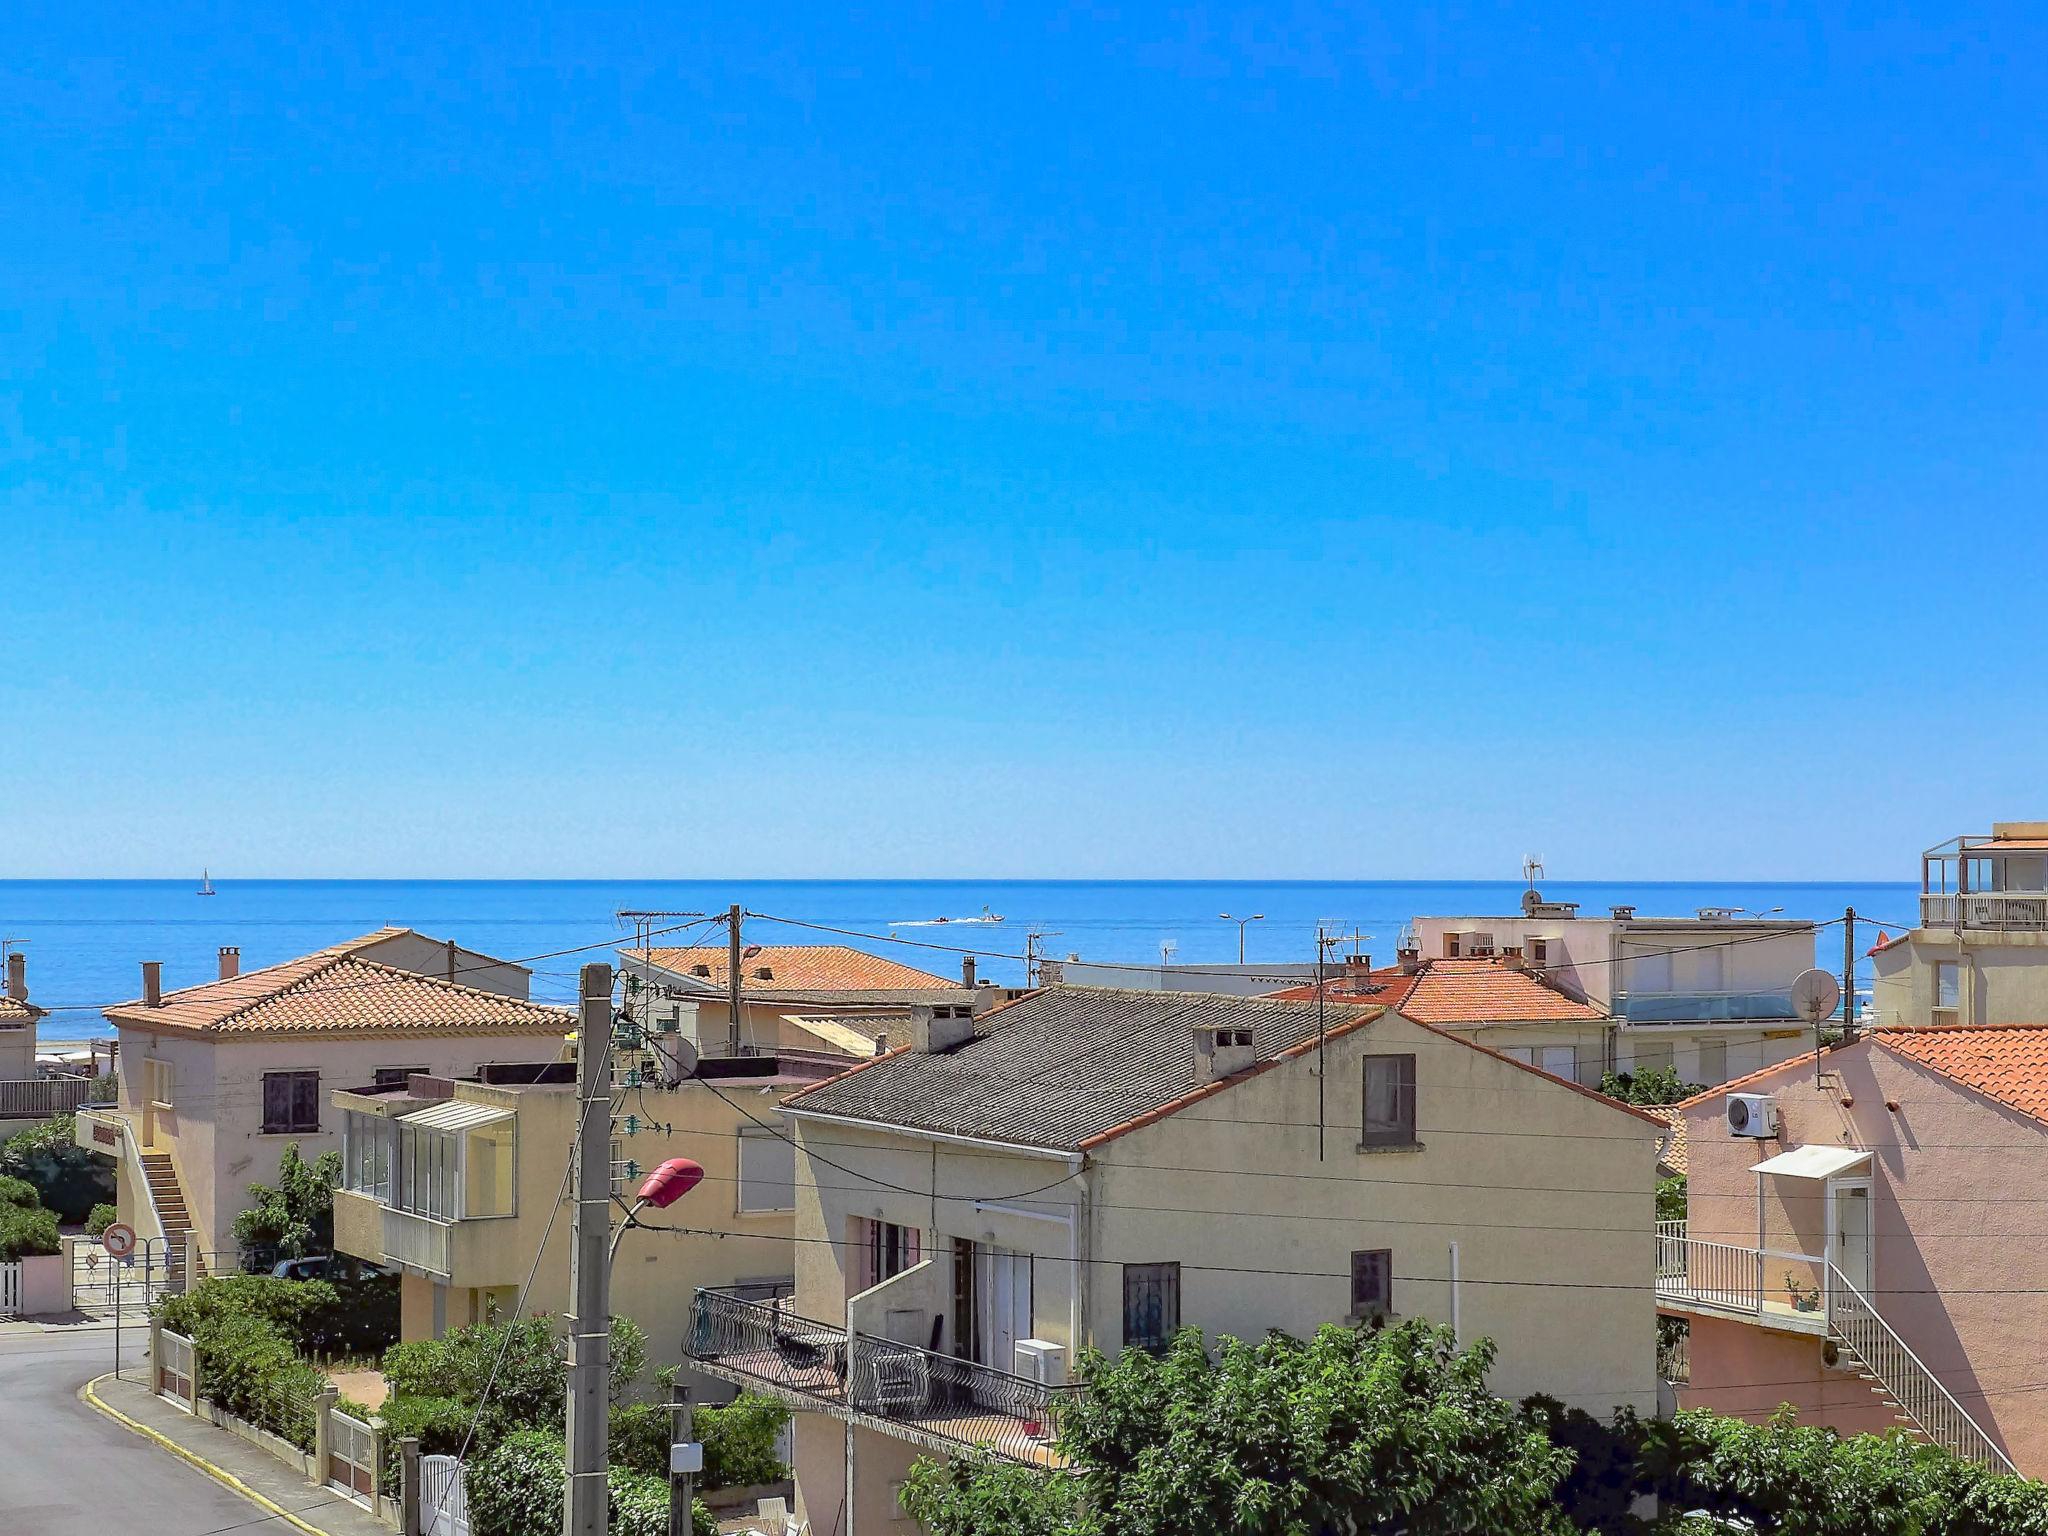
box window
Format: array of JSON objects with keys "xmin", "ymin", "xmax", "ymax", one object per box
[
  {"xmin": 373, "ymin": 1066, "xmax": 427, "ymax": 1089},
  {"xmin": 737, "ymin": 1129, "xmax": 797, "ymax": 1213},
  {"xmin": 262, "ymin": 1070, "xmax": 320, "ymax": 1134},
  {"xmin": 1361, "ymin": 1055, "xmax": 1418, "ymax": 1147},
  {"xmin": 1350, "ymin": 1249, "xmax": 1393, "ymax": 1319},
  {"xmin": 1633, "ymin": 1042, "xmax": 1674, "ymax": 1075},
  {"xmin": 342, "ymin": 1111, "xmax": 394, "ymax": 1202},
  {"xmin": 463, "ymin": 1118, "xmax": 516, "ymax": 1219},
  {"xmin": 145, "ymin": 1058, "xmax": 175, "ymax": 1107},
  {"xmin": 1696, "ymin": 1040, "xmax": 1729, "ymax": 1086},
  {"xmin": 851, "ymin": 1218, "xmax": 920, "ymax": 1295},
  {"xmin": 1528, "ymin": 938, "xmax": 1549, "ymax": 966},
  {"xmin": 1935, "ymin": 962, "xmax": 1960, "ymax": 1012},
  {"xmin": 1123, "ymin": 1262, "xmax": 1181, "ymax": 1351}
]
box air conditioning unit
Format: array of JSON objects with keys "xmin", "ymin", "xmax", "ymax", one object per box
[
  {"xmin": 1726, "ymin": 1093, "xmax": 1777, "ymax": 1138},
  {"xmin": 1014, "ymin": 1338, "xmax": 1068, "ymax": 1388}
]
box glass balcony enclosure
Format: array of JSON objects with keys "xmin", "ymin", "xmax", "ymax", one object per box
[
  {"xmin": 1921, "ymin": 828, "xmax": 2048, "ymax": 931},
  {"xmin": 342, "ymin": 1100, "xmax": 516, "ymax": 1222}
]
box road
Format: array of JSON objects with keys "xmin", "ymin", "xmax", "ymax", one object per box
[{"xmin": 0, "ymin": 1328, "xmax": 265, "ymax": 1535}]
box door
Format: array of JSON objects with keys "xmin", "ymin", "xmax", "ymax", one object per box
[
  {"xmin": 976, "ymin": 1248, "xmax": 1034, "ymax": 1376},
  {"xmin": 1832, "ymin": 1182, "xmax": 1873, "ymax": 1294}
]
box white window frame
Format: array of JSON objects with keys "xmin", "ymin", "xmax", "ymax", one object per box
[{"xmin": 736, "ymin": 1128, "xmax": 797, "ymax": 1214}]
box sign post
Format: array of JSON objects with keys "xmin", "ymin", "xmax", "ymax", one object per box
[{"xmin": 102, "ymin": 1224, "xmax": 137, "ymax": 1379}]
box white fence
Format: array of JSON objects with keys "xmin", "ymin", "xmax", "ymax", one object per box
[
  {"xmin": 422, "ymin": 1453, "xmax": 472, "ymax": 1536},
  {"xmin": 156, "ymin": 1326, "xmax": 197, "ymax": 1411},
  {"xmin": 0, "ymin": 1077, "xmax": 94, "ymax": 1119},
  {"xmin": 0, "ymin": 1261, "xmax": 18, "ymax": 1316}
]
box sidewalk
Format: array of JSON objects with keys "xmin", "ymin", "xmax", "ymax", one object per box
[{"xmin": 84, "ymin": 1369, "xmax": 394, "ymax": 1536}]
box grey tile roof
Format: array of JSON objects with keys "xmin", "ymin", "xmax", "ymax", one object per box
[{"xmin": 781, "ymin": 986, "xmax": 1377, "ymax": 1152}]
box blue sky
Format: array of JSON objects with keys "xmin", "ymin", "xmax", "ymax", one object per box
[{"xmin": 4, "ymin": 3, "xmax": 2045, "ymax": 879}]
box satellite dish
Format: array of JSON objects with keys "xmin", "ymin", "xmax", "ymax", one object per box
[{"xmin": 1790, "ymin": 969, "xmax": 1842, "ymax": 1026}]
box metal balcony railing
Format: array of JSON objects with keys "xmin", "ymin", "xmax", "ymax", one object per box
[
  {"xmin": 1613, "ymin": 989, "xmax": 1805, "ymax": 1025},
  {"xmin": 687, "ymin": 1287, "xmax": 1072, "ymax": 1466},
  {"xmin": 1657, "ymin": 1223, "xmax": 2015, "ymax": 1472},
  {"xmin": 1920, "ymin": 891, "xmax": 2048, "ymax": 932}
]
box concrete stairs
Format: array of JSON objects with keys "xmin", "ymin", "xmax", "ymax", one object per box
[{"xmin": 139, "ymin": 1149, "xmax": 205, "ymax": 1286}]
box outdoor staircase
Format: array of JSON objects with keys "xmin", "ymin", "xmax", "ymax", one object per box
[{"xmin": 139, "ymin": 1149, "xmax": 205, "ymax": 1286}]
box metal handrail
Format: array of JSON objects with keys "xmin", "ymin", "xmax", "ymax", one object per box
[{"xmin": 1824, "ymin": 1262, "xmax": 2016, "ymax": 1474}]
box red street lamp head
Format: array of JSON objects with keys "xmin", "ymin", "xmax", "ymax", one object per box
[{"xmin": 637, "ymin": 1158, "xmax": 705, "ymax": 1210}]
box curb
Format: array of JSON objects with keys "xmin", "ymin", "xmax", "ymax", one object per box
[{"xmin": 80, "ymin": 1372, "xmax": 339, "ymax": 1536}]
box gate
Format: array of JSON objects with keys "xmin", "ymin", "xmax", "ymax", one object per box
[
  {"xmin": 0, "ymin": 1261, "xmax": 19, "ymax": 1316},
  {"xmin": 327, "ymin": 1409, "xmax": 378, "ymax": 1507},
  {"xmin": 156, "ymin": 1327, "xmax": 196, "ymax": 1410},
  {"xmin": 421, "ymin": 1453, "xmax": 471, "ymax": 1536},
  {"xmin": 72, "ymin": 1237, "xmax": 176, "ymax": 1316}
]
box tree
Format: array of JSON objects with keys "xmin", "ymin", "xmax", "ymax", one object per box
[
  {"xmin": 903, "ymin": 1321, "xmax": 1579, "ymax": 1536},
  {"xmin": 0, "ymin": 1113, "xmax": 115, "ymax": 1222},
  {"xmin": 1600, "ymin": 1068, "xmax": 1703, "ymax": 1107},
  {"xmin": 232, "ymin": 1143, "xmax": 341, "ymax": 1260}
]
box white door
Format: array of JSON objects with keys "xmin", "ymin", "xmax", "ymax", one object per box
[
  {"xmin": 977, "ymin": 1248, "xmax": 1033, "ymax": 1374},
  {"xmin": 1832, "ymin": 1183, "xmax": 1873, "ymax": 1293}
]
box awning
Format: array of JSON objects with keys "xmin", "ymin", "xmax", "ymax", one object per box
[
  {"xmin": 399, "ymin": 1098, "xmax": 513, "ymax": 1133},
  {"xmin": 1750, "ymin": 1145, "xmax": 1871, "ymax": 1180}
]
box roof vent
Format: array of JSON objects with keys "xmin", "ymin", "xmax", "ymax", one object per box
[
  {"xmin": 1610, "ymin": 905, "xmax": 1636, "ymax": 921},
  {"xmin": 1194, "ymin": 1023, "xmax": 1259, "ymax": 1083},
  {"xmin": 691, "ymin": 963, "xmax": 713, "ymax": 978},
  {"xmin": 753, "ymin": 965, "xmax": 774, "ymax": 981},
  {"xmin": 912, "ymin": 1003, "xmax": 976, "ymax": 1054}
]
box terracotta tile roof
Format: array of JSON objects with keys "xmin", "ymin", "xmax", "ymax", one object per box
[
  {"xmin": 1872, "ymin": 1024, "xmax": 2048, "ymax": 1129},
  {"xmin": 1644, "ymin": 1105, "xmax": 1688, "ymax": 1175},
  {"xmin": 103, "ymin": 951, "xmax": 573, "ymax": 1038},
  {"xmin": 0, "ymin": 996, "xmax": 42, "ymax": 1027},
  {"xmin": 1267, "ymin": 959, "xmax": 1604, "ymax": 1025},
  {"xmin": 625, "ymin": 944, "xmax": 958, "ymax": 1001}
]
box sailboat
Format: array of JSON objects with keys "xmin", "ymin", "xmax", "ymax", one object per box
[{"xmin": 197, "ymin": 869, "xmax": 217, "ymax": 897}]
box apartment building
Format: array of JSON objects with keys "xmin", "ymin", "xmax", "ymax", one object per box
[
  {"xmin": 330, "ymin": 1046, "xmax": 841, "ymax": 1370},
  {"xmin": 618, "ymin": 943, "xmax": 972, "ymax": 1058},
  {"xmin": 76, "ymin": 930, "xmax": 572, "ymax": 1266},
  {"xmin": 1869, "ymin": 823, "xmax": 2048, "ymax": 1029},
  {"xmin": 685, "ymin": 986, "xmax": 1664, "ymax": 1534},
  {"xmin": 1657, "ymin": 1025, "xmax": 2048, "ymax": 1475},
  {"xmin": 1268, "ymin": 952, "xmax": 1614, "ymax": 1087},
  {"xmin": 1412, "ymin": 892, "xmax": 1818, "ymax": 1086}
]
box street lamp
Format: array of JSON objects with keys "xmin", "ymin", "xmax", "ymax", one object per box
[
  {"xmin": 610, "ymin": 1157, "xmax": 705, "ymax": 1263},
  {"xmin": 1219, "ymin": 913, "xmax": 1265, "ymax": 964}
]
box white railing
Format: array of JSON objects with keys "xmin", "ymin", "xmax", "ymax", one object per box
[
  {"xmin": 0, "ymin": 1078, "xmax": 94, "ymax": 1118},
  {"xmin": 0, "ymin": 1261, "xmax": 19, "ymax": 1316},
  {"xmin": 380, "ymin": 1207, "xmax": 453, "ymax": 1277},
  {"xmin": 1660, "ymin": 1223, "xmax": 2016, "ymax": 1472},
  {"xmin": 1825, "ymin": 1264, "xmax": 2016, "ymax": 1473},
  {"xmin": 1921, "ymin": 891, "xmax": 2048, "ymax": 931}
]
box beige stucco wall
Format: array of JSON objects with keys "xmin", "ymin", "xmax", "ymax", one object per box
[
  {"xmin": 351, "ymin": 932, "xmax": 532, "ymax": 1000},
  {"xmin": 0, "ymin": 1025, "xmax": 36, "ymax": 1081},
  {"xmin": 116, "ymin": 1025, "xmax": 568, "ymax": 1258},
  {"xmin": 1871, "ymin": 930, "xmax": 2048, "ymax": 1029},
  {"xmin": 1677, "ymin": 1042, "xmax": 2048, "ymax": 1472}
]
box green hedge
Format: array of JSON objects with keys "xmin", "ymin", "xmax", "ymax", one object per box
[
  {"xmin": 0, "ymin": 1204, "xmax": 60, "ymax": 1260},
  {"xmin": 610, "ymin": 1394, "xmax": 789, "ymax": 1488},
  {"xmin": 468, "ymin": 1429, "xmax": 713, "ymax": 1536},
  {"xmin": 186, "ymin": 1310, "xmax": 325, "ymax": 1451},
  {"xmin": 156, "ymin": 1273, "xmax": 399, "ymax": 1360},
  {"xmin": 85, "ymin": 1203, "xmax": 117, "ymax": 1236},
  {"xmin": 0, "ymin": 1114, "xmax": 114, "ymax": 1222}
]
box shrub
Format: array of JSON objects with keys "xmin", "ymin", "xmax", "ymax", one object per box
[
  {"xmin": 0, "ymin": 1114, "xmax": 114, "ymax": 1221},
  {"xmin": 377, "ymin": 1393, "xmax": 476, "ymax": 1486},
  {"xmin": 231, "ymin": 1144, "xmax": 341, "ymax": 1259},
  {"xmin": 0, "ymin": 1175, "xmax": 40, "ymax": 1209},
  {"xmin": 0, "ymin": 1203, "xmax": 61, "ymax": 1259},
  {"xmin": 85, "ymin": 1202, "xmax": 117, "ymax": 1236},
  {"xmin": 468, "ymin": 1428, "xmax": 713, "ymax": 1536},
  {"xmin": 155, "ymin": 1271, "xmax": 399, "ymax": 1360},
  {"xmin": 698, "ymin": 1393, "xmax": 790, "ymax": 1489},
  {"xmin": 609, "ymin": 1402, "xmax": 669, "ymax": 1479},
  {"xmin": 188, "ymin": 1310, "xmax": 325, "ymax": 1451}
]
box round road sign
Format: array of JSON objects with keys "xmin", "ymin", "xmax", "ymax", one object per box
[{"xmin": 102, "ymin": 1222, "xmax": 137, "ymax": 1260}]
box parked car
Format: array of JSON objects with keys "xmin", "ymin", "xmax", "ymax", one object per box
[{"xmin": 271, "ymin": 1255, "xmax": 388, "ymax": 1282}]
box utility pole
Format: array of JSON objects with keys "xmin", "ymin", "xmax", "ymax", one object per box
[
  {"xmin": 563, "ymin": 962, "xmax": 613, "ymax": 1536},
  {"xmin": 1843, "ymin": 906, "xmax": 1857, "ymax": 1040},
  {"xmin": 726, "ymin": 903, "xmax": 743, "ymax": 1054},
  {"xmin": 668, "ymin": 1385, "xmax": 698, "ymax": 1536}
]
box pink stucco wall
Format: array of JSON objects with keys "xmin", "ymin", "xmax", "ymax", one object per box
[
  {"xmin": 1677, "ymin": 1040, "xmax": 2047, "ymax": 1472},
  {"xmin": 1681, "ymin": 1316, "xmax": 1900, "ymax": 1435}
]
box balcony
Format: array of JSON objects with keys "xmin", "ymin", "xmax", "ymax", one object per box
[
  {"xmin": 1654, "ymin": 1221, "xmax": 1830, "ymax": 1335},
  {"xmin": 333, "ymin": 1189, "xmax": 525, "ymax": 1287},
  {"xmin": 1612, "ymin": 989, "xmax": 1804, "ymax": 1025},
  {"xmin": 1919, "ymin": 891, "xmax": 2048, "ymax": 932},
  {"xmin": 686, "ymin": 1288, "xmax": 1072, "ymax": 1467},
  {"xmin": 0, "ymin": 1077, "xmax": 96, "ymax": 1120}
]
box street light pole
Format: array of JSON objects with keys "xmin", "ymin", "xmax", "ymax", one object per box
[{"xmin": 1219, "ymin": 913, "xmax": 1265, "ymax": 965}]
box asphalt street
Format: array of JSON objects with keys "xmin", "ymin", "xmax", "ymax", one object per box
[{"xmin": 0, "ymin": 1328, "xmax": 265, "ymax": 1536}]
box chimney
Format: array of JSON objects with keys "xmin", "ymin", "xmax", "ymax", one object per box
[
  {"xmin": 1501, "ymin": 947, "xmax": 1527, "ymax": 971},
  {"xmin": 218, "ymin": 946, "xmax": 241, "ymax": 981},
  {"xmin": 872, "ymin": 1032, "xmax": 889, "ymax": 1056},
  {"xmin": 1193, "ymin": 1023, "xmax": 1259, "ymax": 1084},
  {"xmin": 911, "ymin": 1002, "xmax": 977, "ymax": 1054},
  {"xmin": 445, "ymin": 938, "xmax": 457, "ymax": 984},
  {"xmin": 961, "ymin": 955, "xmax": 977, "ymax": 988},
  {"xmin": 1343, "ymin": 953, "xmax": 1373, "ymax": 985},
  {"xmin": 1610, "ymin": 905, "xmax": 1636, "ymax": 921},
  {"xmin": 1397, "ymin": 945, "xmax": 1423, "ymax": 975},
  {"xmin": 4, "ymin": 952, "xmax": 24, "ymax": 1003},
  {"xmin": 142, "ymin": 961, "xmax": 163, "ymax": 1009}
]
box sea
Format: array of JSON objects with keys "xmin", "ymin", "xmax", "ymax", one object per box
[{"xmin": 1, "ymin": 878, "xmax": 1923, "ymax": 1048}]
